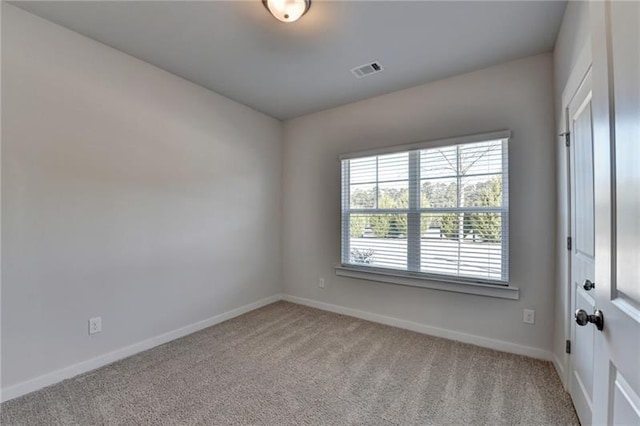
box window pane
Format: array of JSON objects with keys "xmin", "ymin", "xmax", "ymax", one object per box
[
  {"xmin": 420, "ymin": 213, "xmax": 503, "ymax": 280},
  {"xmin": 350, "ymin": 183, "xmax": 376, "ymax": 209},
  {"xmin": 461, "ymin": 174, "xmax": 503, "ymax": 207},
  {"xmin": 460, "ymin": 140, "xmax": 504, "ymax": 176},
  {"xmin": 378, "ymin": 181, "xmax": 409, "ymax": 208},
  {"xmin": 349, "ymin": 156, "xmax": 377, "ymax": 184},
  {"xmin": 349, "ymin": 214, "xmax": 369, "ymax": 238},
  {"xmin": 421, "ymin": 213, "xmax": 462, "ymax": 276},
  {"xmin": 348, "ymin": 214, "xmax": 407, "ymax": 270},
  {"xmin": 421, "ymin": 146, "xmax": 457, "ymax": 178},
  {"xmin": 420, "ymin": 178, "xmax": 457, "ymax": 208},
  {"xmin": 378, "ymin": 152, "xmax": 409, "ymax": 181},
  {"xmin": 465, "ymin": 212, "xmax": 503, "ymax": 244}
]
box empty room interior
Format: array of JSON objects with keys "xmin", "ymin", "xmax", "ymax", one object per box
[{"xmin": 1, "ymin": 0, "xmax": 639, "ymax": 425}]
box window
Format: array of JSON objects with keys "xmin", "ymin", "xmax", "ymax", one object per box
[{"xmin": 340, "ymin": 132, "xmax": 509, "ymax": 285}]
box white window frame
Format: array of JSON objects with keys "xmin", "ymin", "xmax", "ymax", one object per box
[{"xmin": 337, "ymin": 130, "xmax": 518, "ymax": 300}]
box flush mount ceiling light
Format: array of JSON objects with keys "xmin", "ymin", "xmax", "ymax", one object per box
[{"xmin": 263, "ymin": 0, "xmax": 311, "ymax": 23}]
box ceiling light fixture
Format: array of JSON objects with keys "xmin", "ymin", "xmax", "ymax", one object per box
[{"xmin": 263, "ymin": 0, "xmax": 311, "ymax": 23}]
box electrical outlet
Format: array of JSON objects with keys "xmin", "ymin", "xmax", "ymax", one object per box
[
  {"xmin": 523, "ymin": 309, "xmax": 535, "ymax": 324},
  {"xmin": 89, "ymin": 317, "xmax": 102, "ymax": 335},
  {"xmin": 318, "ymin": 278, "xmax": 325, "ymax": 288}
]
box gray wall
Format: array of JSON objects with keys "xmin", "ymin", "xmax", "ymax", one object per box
[
  {"xmin": 552, "ymin": 0, "xmax": 591, "ymax": 385},
  {"xmin": 554, "ymin": 1, "xmax": 591, "ymax": 96},
  {"xmin": 1, "ymin": 4, "xmax": 282, "ymax": 388},
  {"xmin": 282, "ymin": 54, "xmax": 556, "ymax": 354}
]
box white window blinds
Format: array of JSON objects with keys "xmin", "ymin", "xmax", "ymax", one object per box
[{"xmin": 341, "ymin": 132, "xmax": 509, "ymax": 284}]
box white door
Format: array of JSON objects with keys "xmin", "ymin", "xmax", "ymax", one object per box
[
  {"xmin": 590, "ymin": 1, "xmax": 640, "ymax": 425},
  {"xmin": 568, "ymin": 67, "xmax": 597, "ymax": 426}
]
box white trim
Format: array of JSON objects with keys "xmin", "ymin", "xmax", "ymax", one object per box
[
  {"xmin": 282, "ymin": 294, "xmax": 551, "ymax": 361},
  {"xmin": 2, "ymin": 293, "xmax": 554, "ymax": 403},
  {"xmin": 0, "ymin": 294, "xmax": 283, "ymax": 403},
  {"xmin": 561, "ymin": 42, "xmax": 593, "ymax": 112},
  {"xmin": 559, "ymin": 40, "xmax": 593, "ymax": 396},
  {"xmin": 338, "ymin": 130, "xmax": 511, "ymax": 160},
  {"xmin": 553, "ymin": 353, "xmax": 569, "ymax": 390},
  {"xmin": 335, "ymin": 265, "xmax": 518, "ymax": 300}
]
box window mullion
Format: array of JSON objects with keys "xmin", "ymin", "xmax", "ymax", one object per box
[{"xmin": 407, "ymin": 151, "xmax": 420, "ymax": 271}]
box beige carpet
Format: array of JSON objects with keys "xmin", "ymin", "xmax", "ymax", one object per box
[{"xmin": 1, "ymin": 301, "xmax": 578, "ymax": 425}]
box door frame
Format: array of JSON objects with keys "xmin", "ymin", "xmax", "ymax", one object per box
[
  {"xmin": 566, "ymin": 66, "xmax": 596, "ymax": 425},
  {"xmin": 557, "ymin": 41, "xmax": 592, "ymax": 391}
]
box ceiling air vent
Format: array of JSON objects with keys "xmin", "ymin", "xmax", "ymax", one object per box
[{"xmin": 351, "ymin": 61, "xmax": 384, "ymax": 78}]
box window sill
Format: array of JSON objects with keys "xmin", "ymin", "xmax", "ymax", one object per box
[{"xmin": 334, "ymin": 265, "xmax": 519, "ymax": 300}]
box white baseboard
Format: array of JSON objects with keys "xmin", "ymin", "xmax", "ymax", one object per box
[
  {"xmin": 553, "ymin": 352, "xmax": 568, "ymax": 390},
  {"xmin": 1, "ymin": 294, "xmax": 283, "ymax": 403},
  {"xmin": 2, "ymin": 293, "xmax": 554, "ymax": 403},
  {"xmin": 282, "ymin": 294, "xmax": 553, "ymax": 361}
]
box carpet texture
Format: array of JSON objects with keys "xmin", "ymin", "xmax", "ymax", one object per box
[{"xmin": 1, "ymin": 301, "xmax": 578, "ymax": 425}]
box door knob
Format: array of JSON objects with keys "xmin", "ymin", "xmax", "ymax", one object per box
[
  {"xmin": 583, "ymin": 279, "xmax": 595, "ymax": 291},
  {"xmin": 575, "ymin": 309, "xmax": 604, "ymax": 331}
]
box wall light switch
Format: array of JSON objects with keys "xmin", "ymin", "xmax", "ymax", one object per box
[{"xmin": 319, "ymin": 278, "xmax": 325, "ymax": 288}]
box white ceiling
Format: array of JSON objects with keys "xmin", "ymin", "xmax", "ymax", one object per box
[{"xmin": 13, "ymin": 1, "xmax": 567, "ymax": 120}]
